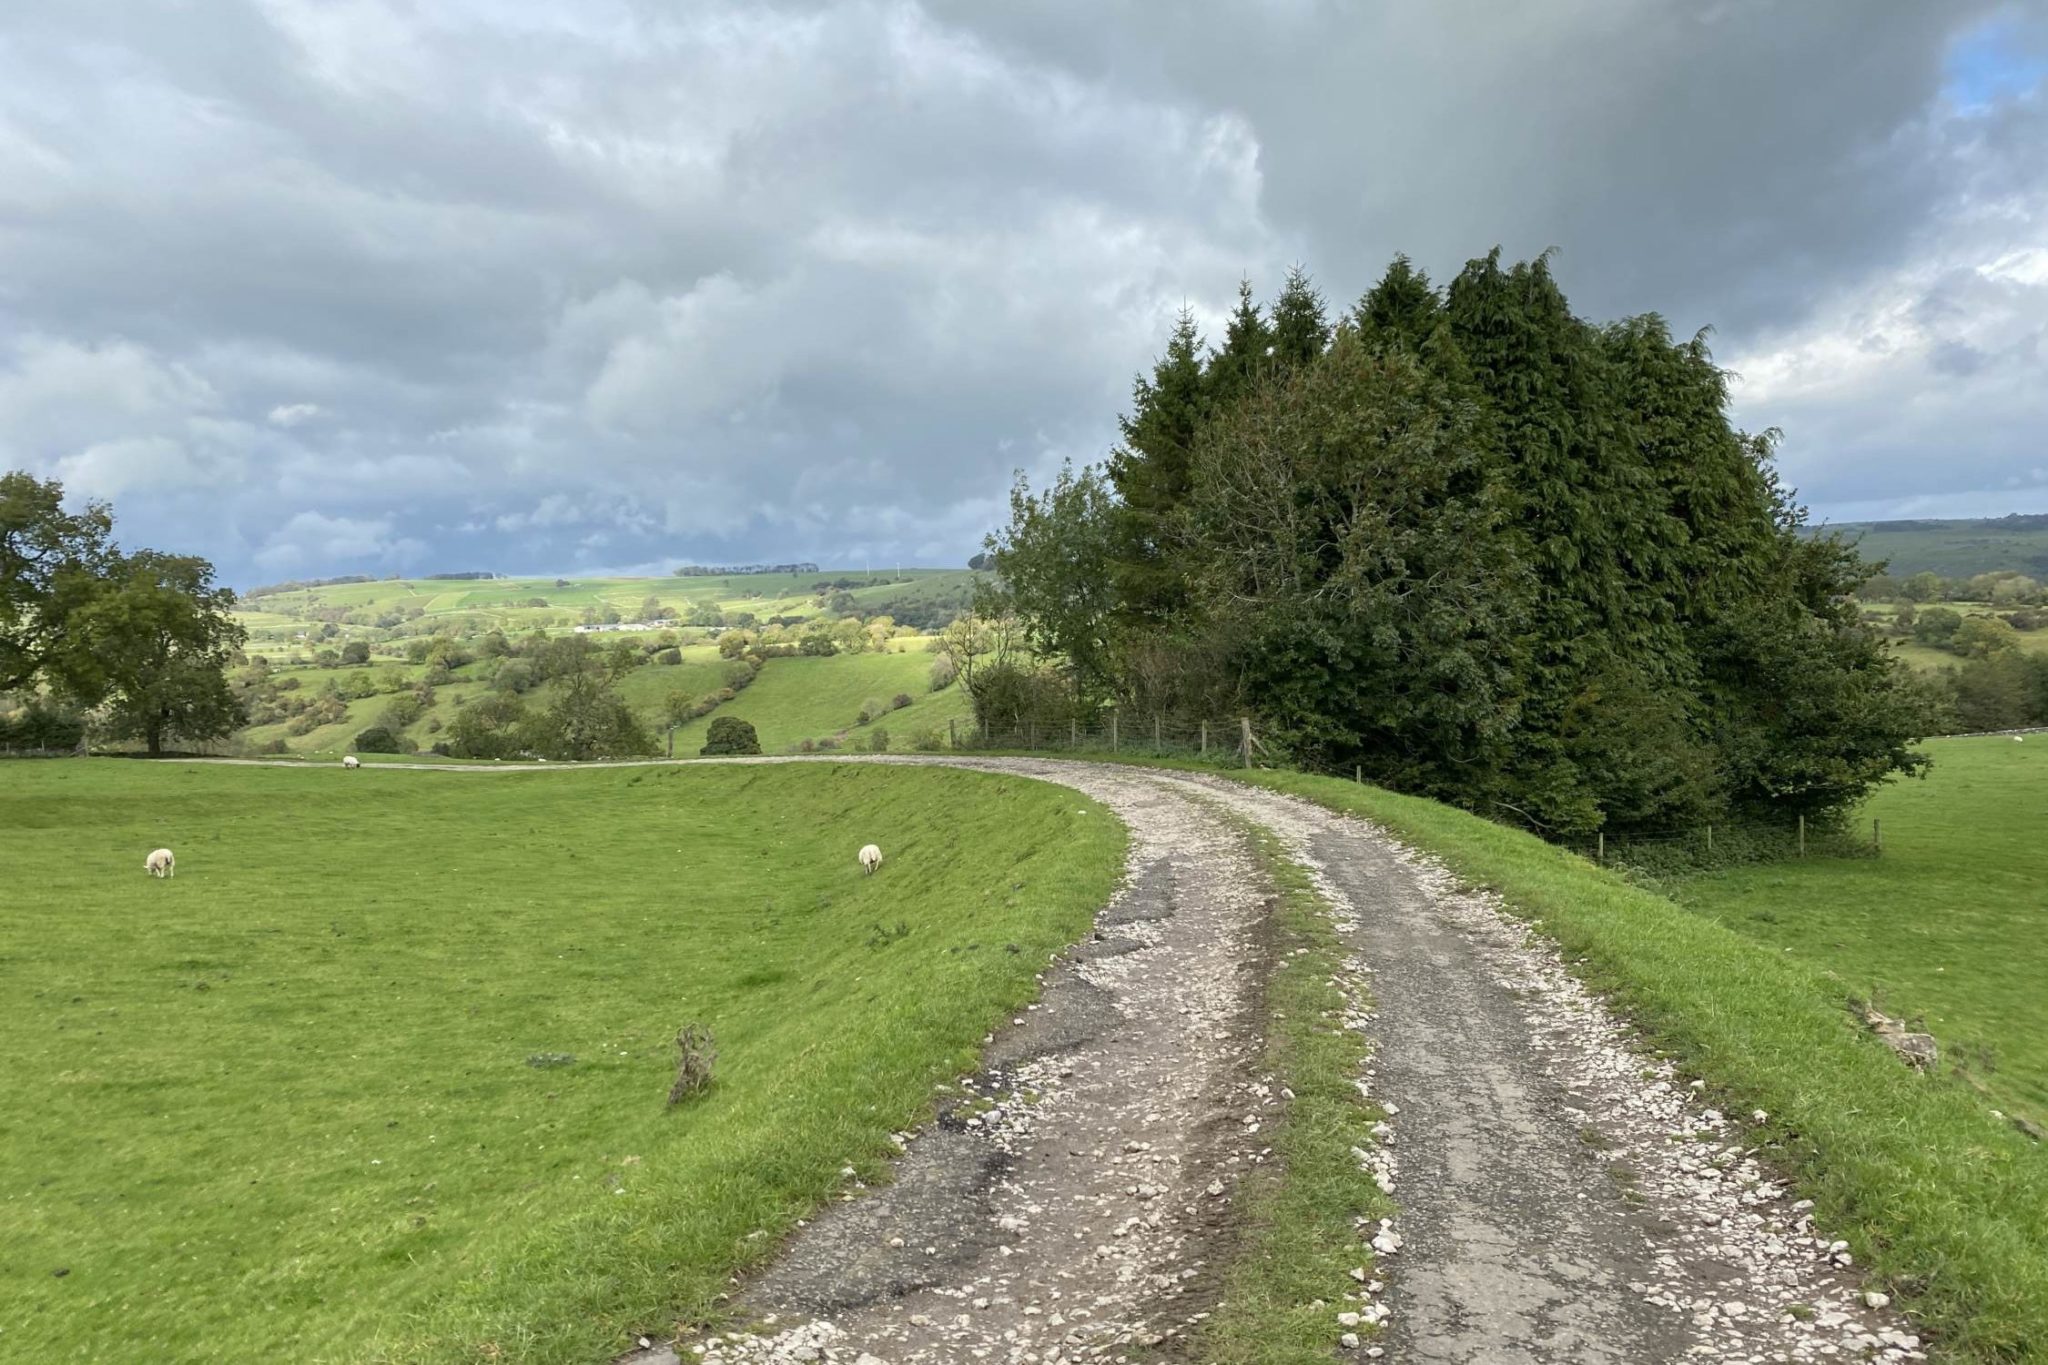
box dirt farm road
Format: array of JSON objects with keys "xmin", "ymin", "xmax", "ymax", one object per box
[{"xmin": 216, "ymin": 756, "xmax": 1924, "ymax": 1362}]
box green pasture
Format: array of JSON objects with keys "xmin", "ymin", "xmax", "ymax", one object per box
[
  {"xmin": 1676, "ymin": 736, "xmax": 2048, "ymax": 1129},
  {"xmin": 0, "ymin": 759, "xmax": 1124, "ymax": 1362},
  {"xmin": 670, "ymin": 651, "xmax": 974, "ymax": 754}
]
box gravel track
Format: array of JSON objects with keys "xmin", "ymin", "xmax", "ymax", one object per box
[{"xmin": 198, "ymin": 756, "xmax": 1923, "ymax": 1361}]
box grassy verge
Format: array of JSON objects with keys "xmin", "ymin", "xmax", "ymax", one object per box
[
  {"xmin": 1176, "ymin": 764, "xmax": 2048, "ymax": 1363},
  {"xmin": 1195, "ymin": 822, "xmax": 1392, "ymax": 1362},
  {"xmin": 0, "ymin": 759, "xmax": 1124, "ymax": 1363}
]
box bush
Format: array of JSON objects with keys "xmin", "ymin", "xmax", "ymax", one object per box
[
  {"xmin": 700, "ymin": 716, "xmax": 762, "ymax": 756},
  {"xmin": 866, "ymin": 726, "xmax": 890, "ymax": 753},
  {"xmin": 0, "ymin": 702, "xmax": 85, "ymax": 751},
  {"xmin": 929, "ymin": 655, "xmax": 958, "ymax": 691},
  {"xmin": 340, "ymin": 640, "xmax": 371, "ymax": 665},
  {"xmin": 799, "ymin": 634, "xmax": 839, "ymax": 657},
  {"xmin": 258, "ymin": 737, "xmax": 290, "ymax": 755},
  {"xmin": 653, "ymin": 647, "xmax": 683, "ymax": 665},
  {"xmin": 910, "ymin": 725, "xmax": 945, "ymax": 752},
  {"xmin": 891, "ymin": 692, "xmax": 913, "ymax": 710},
  {"xmin": 353, "ymin": 725, "xmax": 402, "ymax": 754},
  {"xmin": 857, "ymin": 696, "xmax": 888, "ymax": 725}
]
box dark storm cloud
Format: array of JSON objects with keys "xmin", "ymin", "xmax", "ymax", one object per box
[{"xmin": 0, "ymin": 0, "xmax": 2043, "ymax": 584}]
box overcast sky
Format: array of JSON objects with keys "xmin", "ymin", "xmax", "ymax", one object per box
[{"xmin": 2, "ymin": 1, "xmax": 2045, "ymax": 585}]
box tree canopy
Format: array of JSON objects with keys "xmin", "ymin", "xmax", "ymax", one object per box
[{"xmin": 989, "ymin": 255, "xmax": 1934, "ymax": 835}]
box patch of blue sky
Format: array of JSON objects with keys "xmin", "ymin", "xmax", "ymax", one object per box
[{"xmin": 1943, "ymin": 12, "xmax": 2048, "ymax": 112}]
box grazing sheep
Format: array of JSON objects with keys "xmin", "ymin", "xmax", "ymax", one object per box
[
  {"xmin": 858, "ymin": 843, "xmax": 883, "ymax": 875},
  {"xmin": 342, "ymin": 755, "xmax": 361, "ymax": 769},
  {"xmin": 145, "ymin": 848, "xmax": 175, "ymax": 879}
]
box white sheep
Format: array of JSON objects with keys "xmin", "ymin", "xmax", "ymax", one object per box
[
  {"xmin": 145, "ymin": 848, "xmax": 175, "ymax": 879},
  {"xmin": 858, "ymin": 843, "xmax": 883, "ymax": 875},
  {"xmin": 342, "ymin": 755, "xmax": 361, "ymax": 769}
]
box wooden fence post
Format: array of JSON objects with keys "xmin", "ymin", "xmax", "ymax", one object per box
[
  {"xmin": 1071, "ymin": 718, "xmax": 1079, "ymax": 748},
  {"xmin": 1111, "ymin": 712, "xmax": 1119, "ymax": 752},
  {"xmin": 1153, "ymin": 714, "xmax": 1162, "ymax": 751},
  {"xmin": 667, "ymin": 726, "xmax": 674, "ymax": 759},
  {"xmin": 1873, "ymin": 818, "xmax": 1882, "ymax": 854},
  {"xmin": 1705, "ymin": 823, "xmax": 1712, "ymax": 856},
  {"xmin": 1597, "ymin": 831, "xmax": 1605, "ymax": 863},
  {"xmin": 1240, "ymin": 717, "xmax": 1252, "ymax": 769},
  {"xmin": 1798, "ymin": 814, "xmax": 1806, "ymax": 858},
  {"xmin": 949, "ymin": 718, "xmax": 958, "ymax": 750},
  {"xmin": 1200, "ymin": 721, "xmax": 1208, "ymax": 756},
  {"xmin": 1355, "ymin": 764, "xmax": 1362, "ymax": 784}
]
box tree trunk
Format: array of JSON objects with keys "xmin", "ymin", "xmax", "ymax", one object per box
[{"xmin": 146, "ymin": 726, "xmax": 164, "ymax": 757}]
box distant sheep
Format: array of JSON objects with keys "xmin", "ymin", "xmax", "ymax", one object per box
[
  {"xmin": 145, "ymin": 848, "xmax": 175, "ymax": 879},
  {"xmin": 342, "ymin": 755, "xmax": 361, "ymax": 769},
  {"xmin": 858, "ymin": 843, "xmax": 883, "ymax": 875}
]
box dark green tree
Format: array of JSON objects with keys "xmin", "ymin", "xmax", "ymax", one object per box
[
  {"xmin": 1107, "ymin": 307, "xmax": 1207, "ymax": 626},
  {"xmin": 1267, "ymin": 264, "xmax": 1331, "ymax": 373},
  {"xmin": 986, "ymin": 462, "xmax": 1120, "ymax": 703},
  {"xmin": 1, "ymin": 471, "xmax": 116, "ymax": 697},
  {"xmin": 1204, "ymin": 277, "xmax": 1273, "ymax": 410},
  {"xmin": 87, "ymin": 551, "xmax": 247, "ymax": 756},
  {"xmin": 700, "ymin": 715, "xmax": 761, "ymax": 756}
]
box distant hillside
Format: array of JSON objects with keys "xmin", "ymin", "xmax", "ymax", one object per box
[{"xmin": 1806, "ymin": 514, "xmax": 2048, "ymax": 578}]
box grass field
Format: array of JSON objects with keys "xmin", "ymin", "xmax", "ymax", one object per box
[
  {"xmin": 0, "ymin": 759, "xmax": 1124, "ymax": 1362},
  {"xmin": 1675, "ymin": 736, "xmax": 2048, "ymax": 1128},
  {"xmin": 670, "ymin": 652, "xmax": 976, "ymax": 754}
]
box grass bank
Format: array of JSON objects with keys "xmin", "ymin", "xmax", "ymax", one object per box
[
  {"xmin": 0, "ymin": 759, "xmax": 1124, "ymax": 1363},
  {"xmin": 1191, "ymin": 764, "xmax": 2048, "ymax": 1362},
  {"xmin": 1195, "ymin": 824, "xmax": 1392, "ymax": 1362}
]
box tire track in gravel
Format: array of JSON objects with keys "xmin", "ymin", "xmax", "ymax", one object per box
[{"xmin": 197, "ymin": 757, "xmax": 1926, "ymax": 1361}]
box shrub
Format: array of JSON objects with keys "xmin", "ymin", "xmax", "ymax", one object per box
[
  {"xmin": 799, "ymin": 634, "xmax": 838, "ymax": 657},
  {"xmin": 654, "ymin": 647, "xmax": 683, "ymax": 665},
  {"xmin": 0, "ymin": 702, "xmax": 85, "ymax": 751},
  {"xmin": 910, "ymin": 725, "xmax": 945, "ymax": 752},
  {"xmin": 353, "ymin": 725, "xmax": 402, "ymax": 753},
  {"xmin": 700, "ymin": 716, "xmax": 762, "ymax": 756},
  {"xmin": 258, "ymin": 737, "xmax": 290, "ymax": 755},
  {"xmin": 340, "ymin": 640, "xmax": 371, "ymax": 665},
  {"xmin": 891, "ymin": 692, "xmax": 913, "ymax": 710},
  {"xmin": 929, "ymin": 654, "xmax": 959, "ymax": 691},
  {"xmin": 866, "ymin": 727, "xmax": 890, "ymax": 753},
  {"xmin": 857, "ymin": 696, "xmax": 887, "ymax": 725}
]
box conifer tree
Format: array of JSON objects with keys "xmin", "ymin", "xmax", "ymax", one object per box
[
  {"xmin": 1205, "ymin": 277, "xmax": 1273, "ymax": 410},
  {"xmin": 1107, "ymin": 308, "xmax": 1207, "ymax": 625},
  {"xmin": 1268, "ymin": 264, "xmax": 1331, "ymax": 373}
]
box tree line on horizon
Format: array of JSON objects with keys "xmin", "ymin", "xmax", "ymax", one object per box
[{"xmin": 983, "ymin": 252, "xmax": 1937, "ymax": 836}]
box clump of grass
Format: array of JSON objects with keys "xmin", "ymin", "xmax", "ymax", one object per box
[
  {"xmin": 1195, "ymin": 823, "xmax": 1392, "ymax": 1362},
  {"xmin": 666, "ymin": 1025, "xmax": 716, "ymax": 1105}
]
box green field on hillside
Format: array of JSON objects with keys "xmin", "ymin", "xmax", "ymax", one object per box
[
  {"xmin": 1674, "ymin": 736, "xmax": 2048, "ymax": 1126},
  {"xmin": 0, "ymin": 760, "xmax": 1124, "ymax": 1362},
  {"xmin": 236, "ymin": 570, "xmax": 983, "ymax": 654},
  {"xmin": 1814, "ymin": 515, "xmax": 2048, "ymax": 579},
  {"xmin": 672, "ymin": 651, "xmax": 976, "ymax": 754}
]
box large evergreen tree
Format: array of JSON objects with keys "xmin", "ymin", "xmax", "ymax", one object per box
[
  {"xmin": 986, "ymin": 254, "xmax": 1933, "ymax": 836},
  {"xmin": 1106, "ymin": 308, "xmax": 1207, "ymax": 627}
]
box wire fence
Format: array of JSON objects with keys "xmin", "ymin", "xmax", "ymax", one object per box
[
  {"xmin": 946, "ymin": 713, "xmax": 1266, "ymax": 765},
  {"xmin": 942, "ymin": 712, "xmax": 1886, "ymax": 871}
]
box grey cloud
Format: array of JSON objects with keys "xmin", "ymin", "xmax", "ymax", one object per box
[{"xmin": 0, "ymin": 0, "xmax": 2043, "ymax": 584}]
